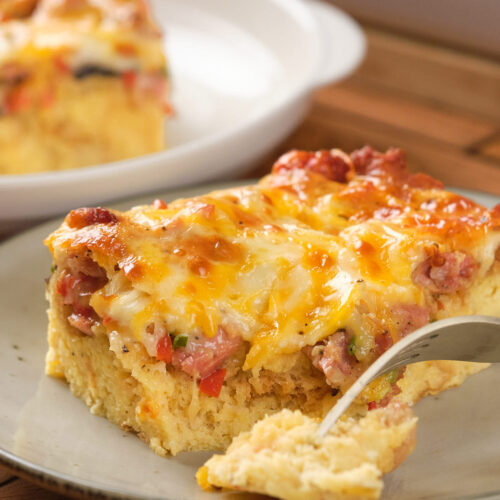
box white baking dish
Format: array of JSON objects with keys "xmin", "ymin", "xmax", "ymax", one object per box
[{"xmin": 0, "ymin": 0, "xmax": 364, "ymax": 232}]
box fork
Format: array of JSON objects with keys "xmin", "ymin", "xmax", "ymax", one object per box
[{"xmin": 317, "ymin": 315, "xmax": 500, "ymax": 437}]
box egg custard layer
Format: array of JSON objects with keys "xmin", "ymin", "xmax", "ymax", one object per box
[
  {"xmin": 0, "ymin": 0, "xmax": 168, "ymax": 174},
  {"xmin": 45, "ymin": 148, "xmax": 500, "ymax": 489}
]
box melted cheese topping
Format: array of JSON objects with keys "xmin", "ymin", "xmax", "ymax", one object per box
[{"xmin": 46, "ymin": 161, "xmax": 500, "ymax": 372}]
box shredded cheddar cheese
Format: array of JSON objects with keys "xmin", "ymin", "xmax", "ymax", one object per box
[{"xmin": 46, "ymin": 148, "xmax": 500, "ymax": 378}]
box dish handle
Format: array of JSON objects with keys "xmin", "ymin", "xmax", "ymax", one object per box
[{"xmin": 308, "ymin": 0, "xmax": 366, "ymax": 89}]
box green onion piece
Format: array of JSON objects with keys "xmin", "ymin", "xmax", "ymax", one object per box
[
  {"xmin": 347, "ymin": 336, "xmax": 356, "ymax": 356},
  {"xmin": 50, "ymin": 264, "xmax": 57, "ymax": 273},
  {"xmin": 173, "ymin": 334, "xmax": 188, "ymax": 349},
  {"xmin": 386, "ymin": 369, "xmax": 399, "ymax": 385}
]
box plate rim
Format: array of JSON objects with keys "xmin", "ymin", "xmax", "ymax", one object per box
[{"xmin": 0, "ymin": 448, "xmax": 164, "ymax": 500}]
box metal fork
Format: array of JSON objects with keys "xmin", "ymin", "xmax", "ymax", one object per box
[{"xmin": 317, "ymin": 315, "xmax": 500, "ymax": 437}]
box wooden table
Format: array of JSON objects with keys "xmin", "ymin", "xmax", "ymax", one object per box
[{"xmin": 2, "ymin": 17, "xmax": 500, "ymax": 500}]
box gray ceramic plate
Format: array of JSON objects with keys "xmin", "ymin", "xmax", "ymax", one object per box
[{"xmin": 1, "ymin": 183, "xmax": 499, "ymax": 500}]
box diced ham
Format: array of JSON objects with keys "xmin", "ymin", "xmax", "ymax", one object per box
[
  {"xmin": 67, "ymin": 312, "xmax": 96, "ymax": 336},
  {"xmin": 303, "ymin": 330, "xmax": 355, "ymax": 388},
  {"xmin": 171, "ymin": 327, "xmax": 243, "ymax": 379},
  {"xmin": 66, "ymin": 207, "xmax": 118, "ymax": 229},
  {"xmin": 391, "ymin": 304, "xmax": 430, "ymax": 338},
  {"xmin": 374, "ymin": 330, "xmax": 393, "ymax": 357},
  {"xmin": 350, "ymin": 146, "xmax": 443, "ymax": 190},
  {"xmin": 272, "ymin": 149, "xmax": 355, "ymax": 183},
  {"xmin": 57, "ymin": 270, "xmax": 106, "ymax": 309},
  {"xmin": 65, "ymin": 255, "xmax": 107, "ymax": 279},
  {"xmin": 412, "ymin": 250, "xmax": 478, "ymax": 294},
  {"xmin": 351, "ymin": 146, "xmax": 406, "ymax": 177},
  {"xmin": 374, "ymin": 304, "xmax": 429, "ymax": 364},
  {"xmin": 56, "ymin": 256, "xmax": 107, "ymax": 335}
]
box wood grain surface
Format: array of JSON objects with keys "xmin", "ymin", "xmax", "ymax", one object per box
[
  {"xmin": 2, "ymin": 15, "xmax": 500, "ymax": 500},
  {"xmin": 0, "ymin": 478, "xmax": 69, "ymax": 500}
]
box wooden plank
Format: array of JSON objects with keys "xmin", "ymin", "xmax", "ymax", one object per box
[
  {"xmin": 352, "ymin": 27, "xmax": 500, "ymax": 120},
  {"xmin": 480, "ymin": 136, "xmax": 500, "ymax": 161},
  {"xmin": 273, "ymin": 102, "xmax": 500, "ymax": 195},
  {"xmin": 0, "ymin": 466, "xmax": 15, "ymax": 485},
  {"xmin": 0, "ymin": 479, "xmax": 69, "ymax": 500},
  {"xmin": 315, "ymin": 82, "xmax": 496, "ymax": 148}
]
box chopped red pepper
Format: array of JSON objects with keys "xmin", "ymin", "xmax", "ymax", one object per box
[
  {"xmin": 122, "ymin": 70, "xmax": 137, "ymax": 91},
  {"xmin": 4, "ymin": 87, "xmax": 31, "ymax": 114},
  {"xmin": 199, "ymin": 368, "xmax": 226, "ymax": 398},
  {"xmin": 53, "ymin": 56, "xmax": 71, "ymax": 75},
  {"xmin": 163, "ymin": 101, "xmax": 174, "ymax": 116},
  {"xmin": 153, "ymin": 198, "xmax": 168, "ymax": 209},
  {"xmin": 40, "ymin": 89, "xmax": 55, "ymax": 109},
  {"xmin": 367, "ymin": 401, "xmax": 377, "ymax": 411},
  {"xmin": 156, "ymin": 335, "xmax": 172, "ymax": 364}
]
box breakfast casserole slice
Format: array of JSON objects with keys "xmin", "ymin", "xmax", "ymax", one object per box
[
  {"xmin": 45, "ymin": 146, "xmax": 500, "ymax": 495},
  {"xmin": 0, "ymin": 0, "xmax": 169, "ymax": 174}
]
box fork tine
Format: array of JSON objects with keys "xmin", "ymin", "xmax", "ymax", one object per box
[
  {"xmin": 317, "ymin": 328, "xmax": 421, "ymax": 437},
  {"xmin": 317, "ymin": 315, "xmax": 500, "ymax": 437},
  {"xmin": 317, "ymin": 357, "xmax": 384, "ymax": 437}
]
